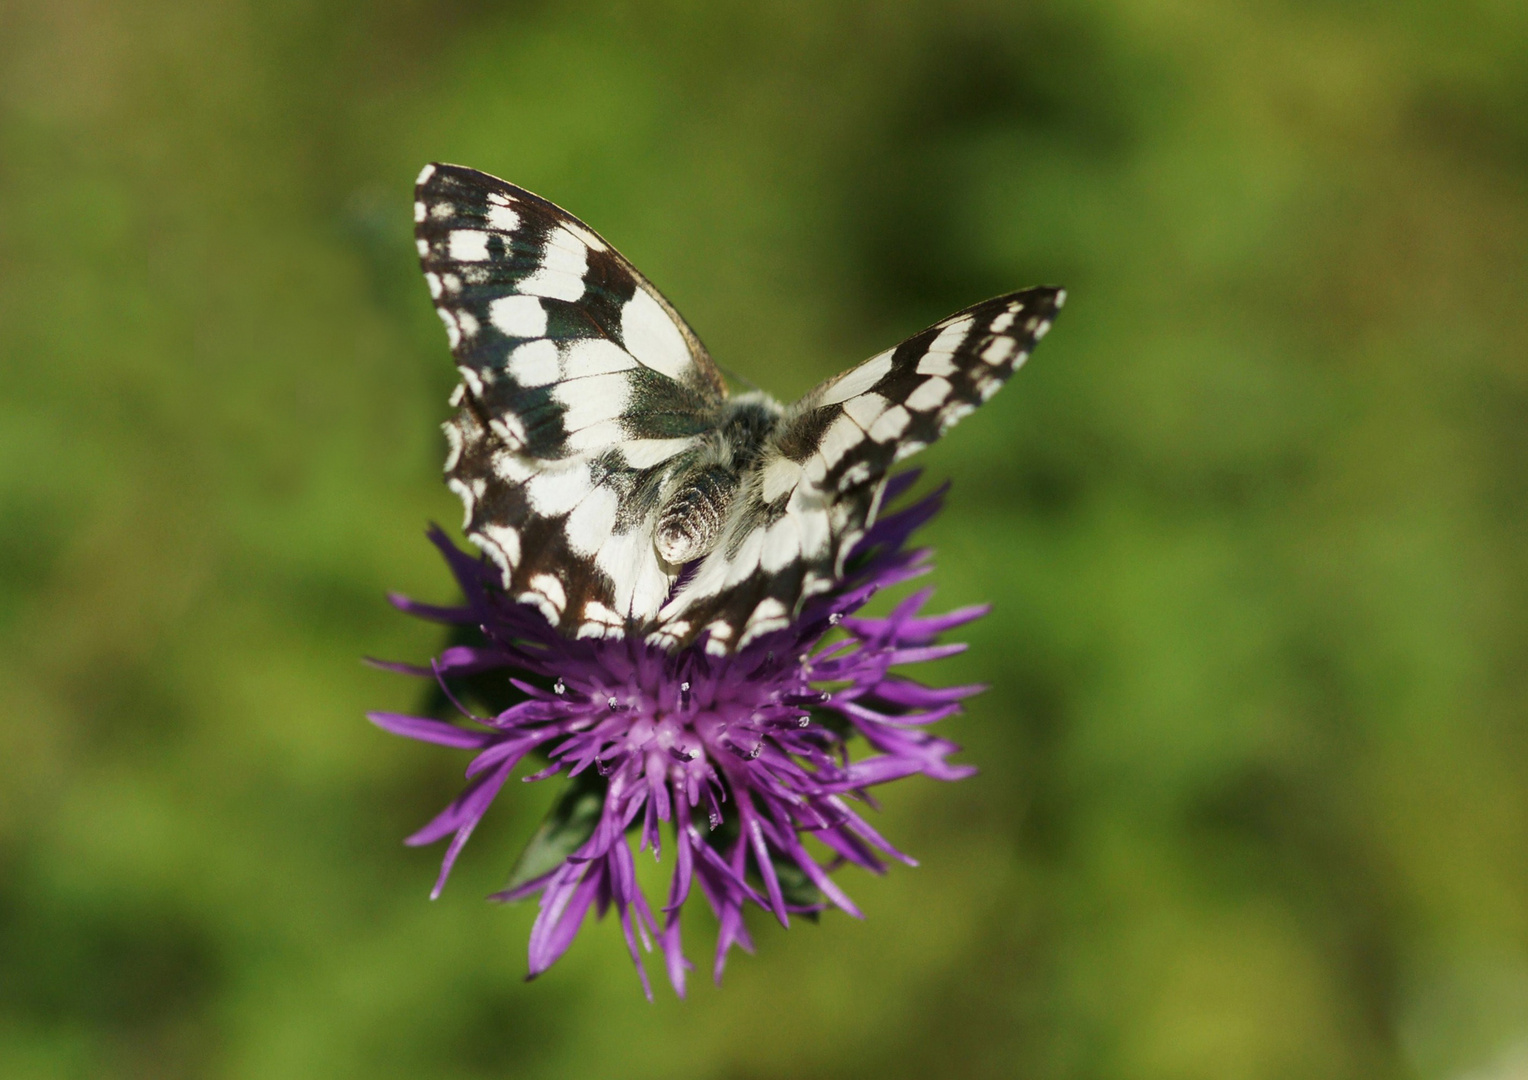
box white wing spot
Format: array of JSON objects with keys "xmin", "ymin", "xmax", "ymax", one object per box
[
  {"xmin": 893, "ymin": 440, "xmax": 927, "ymax": 462},
  {"xmin": 526, "ymin": 464, "xmax": 593, "ymax": 516},
  {"xmin": 820, "ymin": 350, "xmax": 893, "ymax": 406},
  {"xmin": 842, "ymin": 393, "xmax": 889, "ymax": 429},
  {"xmin": 565, "ymin": 419, "xmax": 626, "ymax": 454},
  {"xmin": 905, "ymin": 376, "xmax": 952, "ymax": 412},
  {"xmin": 424, "ymin": 272, "xmax": 442, "ymax": 299},
  {"xmin": 989, "ymin": 310, "xmax": 1017, "ymax": 333},
  {"xmin": 704, "ymin": 620, "xmax": 733, "ymax": 656},
  {"xmin": 555, "ymin": 372, "xmax": 631, "ymax": 432},
  {"xmin": 584, "ymin": 599, "xmax": 623, "ymax": 625},
  {"xmin": 939, "ymin": 401, "xmax": 976, "ymax": 432},
  {"xmin": 645, "ymin": 621, "xmax": 689, "ymax": 650},
  {"xmin": 561, "ymin": 338, "xmax": 637, "ymax": 379},
  {"xmin": 480, "ymin": 524, "xmax": 521, "ymax": 569},
  {"xmin": 489, "ymin": 412, "xmax": 527, "ymax": 449},
  {"xmin": 740, "ymin": 598, "xmax": 791, "ymax": 646},
  {"xmin": 415, "ymin": 164, "xmax": 436, "ymax": 186},
  {"xmin": 488, "ymin": 295, "xmax": 548, "ymax": 338},
  {"xmin": 529, "ymin": 574, "xmax": 566, "ymax": 614},
  {"xmin": 578, "ymin": 599, "xmax": 624, "ymax": 639},
  {"xmin": 413, "ymin": 201, "xmax": 426, "ymax": 223},
  {"xmin": 564, "ymin": 485, "xmax": 620, "ymax": 556},
  {"xmin": 467, "ymin": 535, "xmax": 512, "ymax": 583},
  {"xmin": 519, "ymin": 581, "xmax": 564, "ymax": 624},
  {"xmin": 620, "ymin": 289, "xmax": 693, "ymax": 382},
  {"xmin": 446, "ymin": 478, "xmax": 475, "ymax": 529},
  {"xmin": 442, "ymin": 420, "xmax": 464, "ymax": 471},
  {"xmin": 915, "ymin": 351, "xmax": 958, "ymax": 376},
  {"xmin": 436, "ymin": 307, "xmax": 461, "ymax": 349},
  {"xmin": 760, "ymin": 517, "xmax": 800, "ymax": 573},
  {"xmin": 518, "ymin": 226, "xmax": 588, "ymax": 302},
  {"xmin": 448, "ymin": 230, "xmax": 491, "ymax": 261},
  {"xmin": 490, "ymin": 448, "xmax": 534, "ymax": 483},
  {"xmin": 485, "ymin": 203, "xmax": 521, "ymax": 232},
  {"xmin": 927, "ymin": 316, "xmax": 974, "ymax": 356},
  {"xmin": 981, "ymin": 337, "xmax": 1017, "ymax": 365},
  {"xmin": 868, "ymin": 404, "xmax": 911, "ymax": 442},
  {"xmin": 789, "ymin": 488, "xmax": 831, "ymax": 557},
  {"xmin": 415, "ymin": 238, "xmax": 429, "ymax": 257},
  {"xmin": 723, "ymin": 528, "xmax": 766, "ymax": 587},
  {"xmin": 597, "ymin": 529, "xmax": 670, "ymax": 621},
  {"xmin": 818, "ymin": 413, "xmax": 865, "ymax": 470},
  {"xmin": 761, "ymin": 456, "xmax": 805, "ymax": 502},
  {"xmin": 507, "ymin": 339, "xmax": 561, "ymax": 387},
  {"xmin": 839, "ymin": 461, "xmax": 873, "ymax": 488},
  {"xmin": 802, "ymin": 571, "xmax": 832, "ymax": 598}
]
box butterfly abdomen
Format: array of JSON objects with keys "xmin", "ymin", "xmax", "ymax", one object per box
[
  {"xmin": 653, "ymin": 394, "xmax": 784, "ymax": 566},
  {"xmin": 656, "ymin": 465, "xmax": 737, "ymax": 566}
]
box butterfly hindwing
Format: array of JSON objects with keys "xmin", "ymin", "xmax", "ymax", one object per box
[
  {"xmin": 658, "ymin": 288, "xmax": 1065, "ymax": 652},
  {"xmin": 417, "ymin": 163, "xmax": 728, "ymax": 636}
]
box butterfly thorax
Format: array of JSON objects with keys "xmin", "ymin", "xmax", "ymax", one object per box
[{"xmin": 654, "ymin": 392, "xmax": 783, "ymax": 567}]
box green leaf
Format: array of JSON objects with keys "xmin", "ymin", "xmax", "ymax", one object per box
[
  {"xmin": 770, "ymin": 855, "xmax": 825, "ymax": 921},
  {"xmin": 500, "ymin": 773, "xmax": 606, "ymax": 898}
]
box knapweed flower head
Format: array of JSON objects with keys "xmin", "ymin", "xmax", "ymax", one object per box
[{"xmin": 370, "ymin": 474, "xmax": 984, "ymax": 998}]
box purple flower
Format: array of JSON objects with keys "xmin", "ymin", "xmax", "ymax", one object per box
[{"xmin": 369, "ymin": 474, "xmax": 983, "ymax": 998}]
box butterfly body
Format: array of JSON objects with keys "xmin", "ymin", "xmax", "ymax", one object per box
[
  {"xmin": 653, "ymin": 393, "xmax": 781, "ymax": 566},
  {"xmin": 415, "ymin": 163, "xmax": 1063, "ymax": 654}
]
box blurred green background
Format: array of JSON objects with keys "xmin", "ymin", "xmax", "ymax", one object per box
[{"xmin": 3, "ymin": 0, "xmax": 1527, "ymax": 1077}]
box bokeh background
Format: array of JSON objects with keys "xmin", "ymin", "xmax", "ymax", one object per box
[{"xmin": 3, "ymin": 1, "xmax": 1528, "ymax": 1077}]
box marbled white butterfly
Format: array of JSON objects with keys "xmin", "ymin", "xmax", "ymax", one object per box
[{"xmin": 415, "ymin": 164, "xmax": 1063, "ymax": 654}]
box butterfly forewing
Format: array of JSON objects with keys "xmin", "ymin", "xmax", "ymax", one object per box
[
  {"xmin": 416, "ymin": 164, "xmax": 728, "ymax": 637},
  {"xmin": 414, "ymin": 163, "xmax": 1064, "ymax": 653}
]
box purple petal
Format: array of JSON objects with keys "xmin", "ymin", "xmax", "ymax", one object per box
[
  {"xmin": 527, "ymin": 863, "xmax": 603, "ymax": 976},
  {"xmin": 367, "ymin": 712, "xmax": 497, "ymax": 749}
]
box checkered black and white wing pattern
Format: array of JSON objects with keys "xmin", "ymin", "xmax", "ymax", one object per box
[
  {"xmin": 415, "ymin": 163, "xmax": 728, "ymax": 638},
  {"xmin": 657, "ymin": 287, "xmax": 1065, "ymax": 653}
]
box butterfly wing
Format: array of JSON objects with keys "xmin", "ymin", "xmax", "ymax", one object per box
[
  {"xmin": 656, "ymin": 287, "xmax": 1065, "ymax": 653},
  {"xmin": 415, "ymin": 164, "xmax": 727, "ymax": 636}
]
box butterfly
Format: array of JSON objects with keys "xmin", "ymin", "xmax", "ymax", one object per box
[{"xmin": 414, "ymin": 164, "xmax": 1063, "ymax": 655}]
